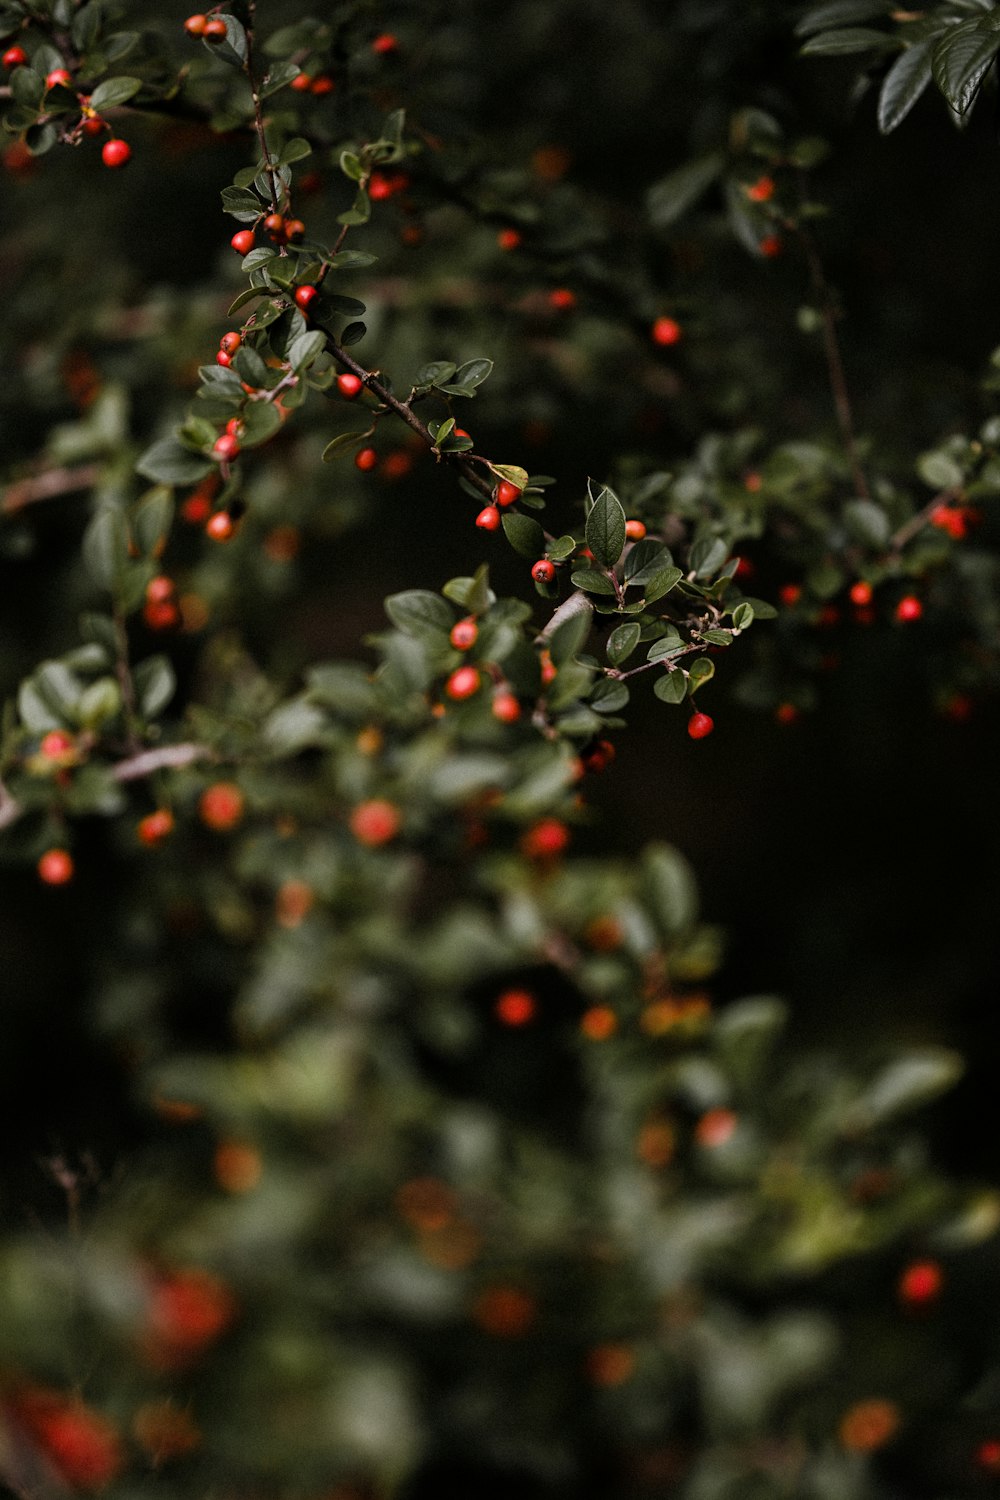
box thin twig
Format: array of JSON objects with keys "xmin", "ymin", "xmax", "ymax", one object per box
[
  {"xmin": 888, "ymin": 486, "xmax": 957, "ymax": 554},
  {"xmin": 112, "ymin": 742, "xmax": 212, "ymax": 781},
  {"xmin": 2, "ymin": 462, "xmax": 101, "ymax": 514}
]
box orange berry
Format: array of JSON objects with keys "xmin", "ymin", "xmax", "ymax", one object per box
[
  {"xmin": 16, "ymin": 1394, "xmax": 123, "ymax": 1490},
  {"xmin": 275, "ymin": 879, "xmax": 314, "ymax": 928},
  {"xmin": 495, "ymin": 479, "xmax": 522, "ymax": 507},
  {"xmin": 230, "ymin": 229, "xmax": 254, "ymax": 255},
  {"xmin": 146, "ymin": 1268, "xmax": 236, "ymax": 1360},
  {"xmin": 746, "ymin": 174, "xmax": 775, "ymax": 202},
  {"xmin": 586, "ymin": 1344, "xmax": 635, "ymax": 1386},
  {"xmin": 471, "ymin": 1285, "xmax": 536, "ymax": 1337},
  {"xmin": 310, "ymin": 74, "xmax": 335, "ymax": 95},
  {"xmin": 531, "ymin": 558, "xmax": 555, "ymax": 584},
  {"xmin": 380, "ymin": 450, "xmax": 414, "ymax": 480},
  {"xmin": 203, "ymin": 16, "xmax": 227, "ymax": 39},
  {"xmin": 138, "ymin": 809, "xmax": 175, "ymax": 846},
  {"xmin": 580, "ymin": 1005, "xmax": 617, "ymax": 1040},
  {"xmin": 491, "ymin": 691, "xmax": 521, "ymax": 723},
  {"xmin": 395, "ymin": 1176, "xmax": 455, "ymax": 1232},
  {"xmin": 624, "ymin": 519, "xmax": 646, "ymax": 540},
  {"xmin": 774, "ymin": 702, "xmax": 799, "ymax": 726},
  {"xmin": 198, "ymin": 782, "xmax": 244, "ymax": 832},
  {"xmin": 497, "ymin": 227, "xmax": 522, "ymax": 251},
  {"xmin": 213, "ymin": 1140, "xmax": 262, "ymax": 1193},
  {"xmin": 349, "ymin": 798, "xmax": 401, "ymax": 846},
  {"xmin": 183, "ymin": 14, "xmax": 207, "ymax": 36},
  {"xmin": 695, "ymin": 1108, "xmax": 737, "ymax": 1148},
  {"xmin": 636, "ymin": 1120, "xmax": 676, "ymax": 1167},
  {"xmin": 838, "ymin": 1399, "xmax": 900, "ymax": 1453},
  {"xmin": 371, "ymin": 32, "xmax": 398, "ymax": 54},
  {"xmin": 519, "ymin": 818, "xmax": 570, "ymax": 860},
  {"xmin": 205, "ymin": 511, "xmax": 236, "ymax": 542},
  {"xmin": 494, "ymin": 988, "xmax": 536, "ymax": 1026},
  {"xmin": 779, "ymin": 583, "xmax": 801, "ymax": 607},
  {"xmin": 37, "ymin": 848, "xmax": 74, "ymax": 885}
]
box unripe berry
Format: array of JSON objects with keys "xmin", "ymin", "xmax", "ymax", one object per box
[
  {"xmin": 520, "ymin": 817, "xmax": 570, "ymax": 860},
  {"xmin": 138, "ymin": 808, "xmax": 175, "ymax": 846},
  {"xmin": 355, "ymin": 446, "xmax": 378, "ymax": 472},
  {"xmin": 896, "ymin": 594, "xmax": 923, "ymax": 623},
  {"xmin": 349, "ymin": 798, "xmax": 401, "ymax": 847},
  {"xmin": 337, "ymin": 373, "xmax": 363, "ymax": 400},
  {"xmin": 284, "ymin": 218, "xmax": 306, "ymax": 242},
  {"xmin": 445, "ymin": 665, "xmax": 480, "ymax": 701},
  {"xmin": 230, "ymin": 229, "xmax": 254, "ymax": 255},
  {"xmin": 2, "ymin": 46, "xmax": 28, "ymax": 68},
  {"xmin": 495, "ymin": 989, "xmax": 536, "ymax": 1026},
  {"xmin": 531, "ymin": 558, "xmax": 555, "ymax": 584},
  {"xmin": 203, "ymin": 17, "xmax": 227, "ymax": 40},
  {"xmin": 263, "ymin": 212, "xmax": 285, "ymax": 239},
  {"xmin": 219, "ymin": 331, "xmax": 241, "ymax": 355},
  {"xmin": 205, "ymin": 511, "xmax": 236, "ymax": 542},
  {"xmin": 45, "ymin": 68, "xmax": 72, "ymax": 89},
  {"xmin": 199, "ymin": 782, "xmax": 244, "ymax": 831},
  {"xmin": 687, "ymin": 712, "xmax": 714, "ymax": 740},
  {"xmin": 624, "ymin": 519, "xmax": 646, "ymax": 540},
  {"xmin": 651, "ymin": 316, "xmax": 682, "ymax": 347},
  {"xmin": 476, "ymin": 505, "xmax": 500, "ymax": 531},
  {"xmin": 491, "ymin": 692, "xmax": 521, "ymax": 723},
  {"xmin": 449, "ymin": 617, "xmax": 478, "ymax": 650},
  {"xmin": 101, "ymin": 138, "xmax": 131, "ymax": 169},
  {"xmin": 495, "ymin": 480, "xmax": 521, "ymax": 507},
  {"xmin": 497, "ymin": 227, "xmax": 521, "ymax": 251},
  {"xmin": 372, "ymin": 33, "xmax": 399, "ymax": 54},
  {"xmin": 294, "ymin": 284, "xmax": 318, "ymax": 310},
  {"xmin": 38, "ymin": 848, "xmax": 74, "ymax": 885},
  {"xmin": 548, "ymin": 287, "xmax": 576, "ymax": 311}
]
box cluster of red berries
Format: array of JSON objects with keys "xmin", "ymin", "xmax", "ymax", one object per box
[
  {"xmin": 290, "ymin": 71, "xmax": 335, "ymax": 96},
  {"xmin": 143, "ymin": 575, "xmax": 179, "ymax": 631},
  {"xmin": 229, "ymin": 213, "xmax": 305, "ymax": 257},
  {"xmin": 184, "ymin": 13, "xmax": 230, "ymax": 42},
  {"xmin": 368, "ymin": 170, "xmax": 410, "ymax": 202}
]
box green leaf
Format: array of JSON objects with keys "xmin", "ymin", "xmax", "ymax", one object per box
[
  {"xmin": 689, "ymin": 536, "xmax": 729, "ymax": 579},
  {"xmin": 340, "ymin": 321, "xmax": 367, "ymax": 347},
  {"xmin": 585, "ymin": 486, "xmax": 626, "ymax": 569},
  {"xmin": 491, "ymin": 463, "xmax": 531, "ymax": 491},
  {"xmin": 548, "ymin": 608, "xmax": 591, "ymax": 666},
  {"xmin": 590, "ymin": 678, "xmax": 629, "ymax": 713},
  {"xmin": 263, "ymin": 696, "xmax": 328, "ymax": 755},
  {"xmin": 204, "ymin": 12, "xmax": 247, "ymax": 66},
  {"xmin": 452, "ymin": 357, "xmax": 493, "ymax": 388},
  {"xmin": 647, "ymin": 152, "xmax": 724, "ymax": 229},
  {"xmin": 19, "ymin": 679, "xmax": 61, "ymax": 732},
  {"xmin": 136, "ymin": 437, "xmax": 213, "ymax": 486},
  {"xmin": 688, "ymin": 657, "xmax": 715, "ymax": 690},
  {"xmin": 570, "ymin": 568, "xmax": 617, "ymax": 596},
  {"xmin": 642, "ymin": 565, "xmax": 683, "ymax": 604},
  {"xmin": 240, "ymin": 401, "xmax": 283, "ymax": 446},
  {"xmin": 843, "ymin": 498, "xmax": 890, "ymax": 548},
  {"xmin": 932, "ymin": 16, "xmax": 1000, "ymax": 115},
  {"xmin": 77, "ymin": 677, "xmax": 121, "ymax": 729},
  {"xmin": 221, "ymin": 185, "xmax": 263, "ymax": 223},
  {"xmin": 279, "ymin": 137, "xmax": 312, "ymax": 165},
  {"xmin": 322, "ymin": 430, "xmax": 371, "ymax": 460},
  {"xmin": 131, "ymin": 487, "xmax": 173, "ymax": 557},
  {"xmin": 329, "ymin": 250, "xmax": 378, "ymax": 270},
  {"xmin": 794, "ymin": 0, "xmax": 891, "ymax": 36},
  {"xmin": 88, "ymin": 75, "xmax": 141, "ymax": 109},
  {"xmin": 800, "ymin": 26, "xmax": 898, "ymax": 56},
  {"xmin": 385, "ymin": 590, "xmax": 454, "ymax": 637},
  {"xmin": 654, "ymin": 671, "xmax": 687, "ymax": 705},
  {"xmin": 133, "ymin": 656, "xmax": 175, "ymax": 719},
  {"xmin": 624, "ymin": 539, "xmax": 672, "ymax": 583},
  {"xmin": 917, "ymin": 449, "xmax": 965, "ymax": 490},
  {"xmin": 607, "ymin": 622, "xmax": 641, "ymax": 666},
  {"xmin": 340, "ymin": 150, "xmax": 364, "ymax": 181},
  {"xmin": 732, "ymin": 601, "xmax": 754, "ymax": 630},
  {"xmin": 643, "ymin": 843, "xmax": 698, "ymax": 933},
  {"xmin": 36, "ymin": 660, "xmax": 83, "ymax": 719},
  {"xmin": 261, "ymin": 59, "xmax": 301, "ymax": 97},
  {"xmin": 847, "ymin": 1049, "xmax": 963, "ymax": 1129},
  {"xmin": 82, "ymin": 505, "xmax": 128, "ymax": 590},
  {"xmin": 742, "ymin": 596, "xmax": 779, "ymax": 620},
  {"xmin": 416, "ymin": 361, "xmax": 456, "ymax": 387},
  {"xmin": 287, "ymin": 330, "xmax": 327, "ymax": 370},
  {"xmin": 502, "ymin": 512, "xmax": 546, "ymax": 559},
  {"xmin": 878, "ymin": 38, "xmax": 935, "ymax": 133},
  {"xmin": 10, "ymin": 67, "xmax": 44, "ymax": 107}
]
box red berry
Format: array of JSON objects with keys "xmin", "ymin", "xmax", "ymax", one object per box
[
  {"xmin": 101, "ymin": 138, "xmax": 131, "ymax": 169},
  {"xmin": 284, "ymin": 218, "xmax": 306, "ymax": 242},
  {"xmin": 496, "ymin": 479, "xmax": 522, "ymax": 507},
  {"xmin": 476, "ymin": 505, "xmax": 501, "ymax": 531},
  {"xmin": 895, "ymin": 594, "xmax": 923, "ymax": 623},
  {"xmin": 220, "ymin": 331, "xmax": 241, "ymax": 355},
  {"xmin": 624, "ymin": 519, "xmax": 646, "ymax": 540},
  {"xmin": 350, "ymin": 798, "xmax": 401, "ymax": 847},
  {"xmin": 849, "ymin": 580, "xmax": 873, "ymax": 607},
  {"xmin": 759, "ymin": 234, "xmax": 783, "ymax": 259},
  {"xmin": 294, "ymin": 284, "xmax": 318, "ymax": 310},
  {"xmin": 978, "ymin": 1440, "xmax": 1000, "ymax": 1472},
  {"xmin": 216, "ymin": 349, "xmax": 232, "ymax": 367},
  {"xmin": 199, "ymin": 782, "xmax": 244, "ymax": 831},
  {"xmin": 205, "ymin": 512, "xmax": 235, "ymax": 542},
  {"xmin": 380, "ymin": 450, "xmax": 413, "ymax": 480},
  {"xmin": 372, "ymin": 33, "xmax": 399, "ymax": 54},
  {"xmin": 138, "ymin": 808, "xmax": 175, "ymax": 846},
  {"xmin": 687, "ymin": 712, "xmax": 714, "ymax": 740},
  {"xmin": 445, "ymin": 665, "xmax": 481, "ymax": 701},
  {"xmin": 183, "ymin": 14, "xmax": 207, "ymax": 36},
  {"xmin": 263, "ymin": 212, "xmax": 285, "ymax": 239},
  {"xmin": 779, "ymin": 583, "xmax": 801, "ymax": 608},
  {"xmin": 230, "ymin": 229, "xmax": 254, "ymax": 255},
  {"xmin": 146, "ymin": 1268, "xmax": 235, "ymax": 1358},
  {"xmin": 145, "ymin": 575, "xmax": 174, "ymax": 605},
  {"xmin": 520, "ymin": 818, "xmax": 570, "ymax": 860},
  {"xmin": 746, "ymin": 174, "xmax": 775, "ymax": 202},
  {"xmin": 531, "ymin": 559, "xmax": 555, "ymax": 584},
  {"xmin": 549, "ymin": 287, "xmax": 576, "ymax": 311},
  {"xmin": 337, "ymin": 373, "xmax": 363, "ymax": 399},
  {"xmin": 368, "ymin": 172, "xmax": 393, "ymax": 201},
  {"xmin": 212, "ymin": 433, "xmax": 240, "ymax": 462},
  {"xmin": 495, "ymin": 989, "xmax": 536, "ymax": 1026},
  {"xmin": 355, "ymin": 446, "xmax": 378, "ymax": 472},
  {"xmin": 45, "ymin": 68, "xmax": 72, "ymax": 89},
  {"xmin": 651, "ymin": 316, "xmax": 682, "ymax": 347},
  {"xmin": 203, "ymin": 17, "xmax": 227, "ymax": 40},
  {"xmin": 898, "ymin": 1259, "xmax": 943, "ymax": 1307},
  {"xmin": 38, "ymin": 848, "xmax": 74, "ymax": 885},
  {"xmin": 449, "ymin": 617, "xmax": 478, "ymax": 650},
  {"xmin": 81, "ymin": 115, "xmax": 105, "ymax": 136},
  {"xmin": 491, "ymin": 692, "xmax": 521, "ymax": 723},
  {"xmin": 143, "ymin": 599, "xmax": 180, "ymax": 631},
  {"xmin": 40, "ymin": 730, "xmax": 74, "ymax": 760},
  {"xmin": 19, "ymin": 1396, "xmax": 123, "ymax": 1489},
  {"xmin": 775, "ymin": 702, "xmax": 799, "ymax": 726},
  {"xmin": 3, "ymin": 46, "xmax": 27, "ymax": 68},
  {"xmin": 582, "ymin": 739, "xmax": 616, "ymax": 773},
  {"xmin": 290, "ymin": 71, "xmax": 312, "ymax": 92},
  {"xmin": 497, "ymin": 227, "xmax": 522, "ymax": 251},
  {"xmin": 310, "ymin": 74, "xmax": 335, "ymax": 95}
]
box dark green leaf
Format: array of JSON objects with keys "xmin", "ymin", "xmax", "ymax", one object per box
[
  {"xmin": 643, "ymin": 843, "xmax": 699, "ymax": 932},
  {"xmin": 585, "ymin": 485, "xmax": 626, "ymax": 569},
  {"xmin": 417, "ymin": 361, "xmax": 456, "ymax": 386},
  {"xmin": 221, "ymin": 185, "xmax": 262, "ymax": 223},
  {"xmin": 136, "ymin": 437, "xmax": 214, "ymax": 485},
  {"xmin": 82, "ymin": 505, "xmax": 128, "ymax": 589},
  {"xmin": 134, "ymin": 656, "xmax": 176, "ymax": 719},
  {"xmin": 502, "ymin": 511, "xmax": 546, "ymax": 558},
  {"xmin": 88, "ymin": 75, "xmax": 141, "ymax": 109},
  {"xmin": 607, "ymin": 622, "xmax": 642, "ymax": 666},
  {"xmin": 385, "ymin": 590, "xmax": 454, "ymax": 637},
  {"xmin": 878, "ymin": 38, "xmax": 935, "ymax": 132},
  {"xmin": 688, "ymin": 657, "xmax": 715, "ymax": 689},
  {"xmin": 279, "ymin": 136, "xmax": 312, "ymax": 165},
  {"xmin": 10, "ymin": 66, "xmax": 44, "ymax": 107},
  {"xmin": 932, "ymin": 16, "xmax": 1000, "ymax": 114},
  {"xmin": 453, "ymin": 358, "xmax": 493, "ymax": 388},
  {"xmin": 647, "ymin": 153, "xmax": 724, "ymax": 229},
  {"xmin": 642, "ymin": 565, "xmax": 683, "ymax": 604},
  {"xmin": 322, "ymin": 430, "xmax": 371, "ymax": 460},
  {"xmin": 800, "ymin": 26, "xmax": 898, "ymax": 55},
  {"xmin": 570, "ymin": 567, "xmax": 617, "ymax": 596},
  {"xmin": 689, "ymin": 536, "xmax": 729, "ymax": 579},
  {"xmin": 233, "ymin": 345, "xmax": 270, "ymax": 387},
  {"xmin": 240, "ymin": 402, "xmax": 283, "ymax": 446},
  {"xmin": 624, "ymin": 539, "xmax": 672, "ymax": 582},
  {"xmin": 548, "ymin": 608, "xmax": 591, "ymax": 666},
  {"xmin": 340, "ymin": 321, "xmax": 367, "ymax": 346},
  {"xmin": 590, "ymin": 678, "xmax": 629, "ymax": 712},
  {"xmin": 794, "ymin": 0, "xmax": 891, "ymax": 37},
  {"xmin": 843, "ymin": 498, "xmax": 890, "ymax": 547},
  {"xmin": 131, "ymin": 487, "xmax": 173, "ymax": 557},
  {"xmin": 653, "ymin": 670, "xmax": 688, "ymax": 705}
]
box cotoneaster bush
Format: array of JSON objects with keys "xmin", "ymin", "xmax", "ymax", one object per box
[{"xmin": 1, "ymin": 2, "xmax": 1000, "ymax": 1496}]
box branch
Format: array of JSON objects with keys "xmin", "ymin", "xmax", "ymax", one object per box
[
  {"xmin": 535, "ymin": 589, "xmax": 593, "ymax": 643},
  {"xmin": 111, "ymin": 742, "xmax": 212, "ymax": 781},
  {"xmin": 888, "ymin": 487, "xmax": 958, "ymax": 555},
  {"xmin": 2, "ymin": 462, "xmax": 102, "ymax": 515}
]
